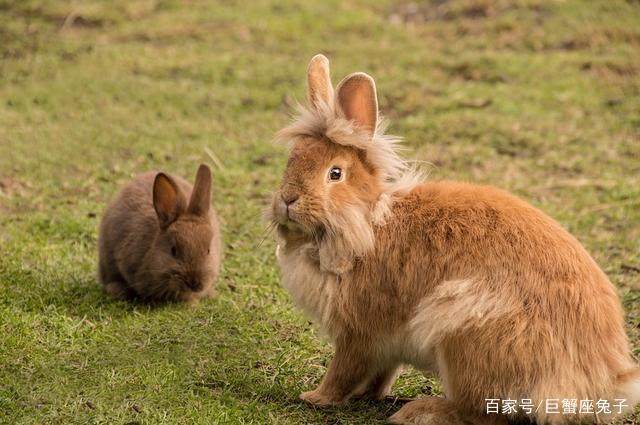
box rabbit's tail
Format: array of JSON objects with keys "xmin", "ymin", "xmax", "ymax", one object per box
[{"xmin": 614, "ymin": 367, "xmax": 640, "ymax": 416}]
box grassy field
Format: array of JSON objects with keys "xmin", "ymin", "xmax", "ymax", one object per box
[{"xmin": 1, "ymin": 0, "xmax": 639, "ymax": 423}]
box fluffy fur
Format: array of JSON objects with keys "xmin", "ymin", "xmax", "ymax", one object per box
[
  {"xmin": 270, "ymin": 55, "xmax": 640, "ymax": 424},
  {"xmin": 98, "ymin": 164, "xmax": 221, "ymax": 303},
  {"xmin": 277, "ymin": 102, "xmax": 422, "ymax": 198}
]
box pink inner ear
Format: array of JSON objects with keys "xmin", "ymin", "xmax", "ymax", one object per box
[
  {"xmin": 344, "ymin": 89, "xmax": 374, "ymax": 130},
  {"xmin": 155, "ymin": 177, "xmax": 177, "ymax": 215},
  {"xmin": 337, "ymin": 76, "xmax": 377, "ymax": 136},
  {"xmin": 154, "ymin": 174, "xmax": 184, "ymax": 225}
]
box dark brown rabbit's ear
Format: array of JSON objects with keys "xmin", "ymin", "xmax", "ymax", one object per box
[
  {"xmin": 335, "ymin": 72, "xmax": 378, "ymax": 138},
  {"xmin": 153, "ymin": 173, "xmax": 186, "ymax": 227},
  {"xmin": 307, "ymin": 54, "xmax": 334, "ymax": 110},
  {"xmin": 187, "ymin": 164, "xmax": 211, "ymax": 216}
]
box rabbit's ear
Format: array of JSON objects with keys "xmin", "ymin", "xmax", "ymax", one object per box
[
  {"xmin": 307, "ymin": 54, "xmax": 334, "ymax": 110},
  {"xmin": 336, "ymin": 72, "xmax": 378, "ymax": 138},
  {"xmin": 153, "ymin": 173, "xmax": 186, "ymax": 227},
  {"xmin": 187, "ymin": 164, "xmax": 211, "ymax": 216}
]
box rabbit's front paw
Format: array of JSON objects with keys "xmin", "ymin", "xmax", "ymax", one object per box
[
  {"xmin": 104, "ymin": 281, "xmax": 135, "ymax": 300},
  {"xmin": 299, "ymin": 389, "xmax": 344, "ymax": 407}
]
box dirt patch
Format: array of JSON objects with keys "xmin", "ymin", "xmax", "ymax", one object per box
[
  {"xmin": 389, "ymin": 0, "xmax": 547, "ymax": 25},
  {"xmin": 443, "ymin": 60, "xmax": 508, "ymax": 83},
  {"xmin": 0, "ymin": 177, "xmax": 29, "ymax": 197},
  {"xmin": 585, "ymin": 60, "xmax": 640, "ymax": 79},
  {"xmin": 556, "ymin": 27, "xmax": 640, "ymax": 51},
  {"xmin": 59, "ymin": 13, "xmax": 106, "ymax": 30}
]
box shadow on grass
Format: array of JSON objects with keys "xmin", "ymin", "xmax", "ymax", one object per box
[{"xmin": 0, "ymin": 258, "xmax": 194, "ymax": 321}]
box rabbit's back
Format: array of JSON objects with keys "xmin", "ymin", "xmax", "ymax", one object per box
[
  {"xmin": 370, "ymin": 180, "xmax": 623, "ymax": 329},
  {"xmin": 383, "ymin": 181, "xmax": 633, "ymax": 418},
  {"xmin": 98, "ymin": 172, "xmax": 192, "ymax": 287},
  {"xmin": 99, "ymin": 173, "xmax": 156, "ymax": 286},
  {"xmin": 415, "ymin": 183, "xmax": 634, "ymax": 420}
]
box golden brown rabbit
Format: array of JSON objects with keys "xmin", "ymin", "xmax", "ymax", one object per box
[
  {"xmin": 268, "ymin": 55, "xmax": 640, "ymax": 424},
  {"xmin": 99, "ymin": 164, "xmax": 221, "ymax": 303}
]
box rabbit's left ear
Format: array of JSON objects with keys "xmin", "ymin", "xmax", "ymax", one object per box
[
  {"xmin": 307, "ymin": 54, "xmax": 334, "ymax": 110},
  {"xmin": 153, "ymin": 173, "xmax": 186, "ymax": 227},
  {"xmin": 187, "ymin": 164, "xmax": 211, "ymax": 216},
  {"xmin": 336, "ymin": 72, "xmax": 378, "ymax": 138}
]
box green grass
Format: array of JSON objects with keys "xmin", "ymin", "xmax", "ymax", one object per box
[{"xmin": 0, "ymin": 0, "xmax": 639, "ymax": 423}]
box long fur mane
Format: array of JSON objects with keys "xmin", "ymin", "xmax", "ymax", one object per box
[
  {"xmin": 275, "ymin": 101, "xmax": 422, "ymax": 201},
  {"xmin": 274, "ymin": 101, "xmax": 423, "ymax": 273}
]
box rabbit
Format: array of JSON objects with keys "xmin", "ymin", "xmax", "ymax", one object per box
[
  {"xmin": 98, "ymin": 164, "xmax": 221, "ymax": 303},
  {"xmin": 267, "ymin": 54, "xmax": 640, "ymax": 425}
]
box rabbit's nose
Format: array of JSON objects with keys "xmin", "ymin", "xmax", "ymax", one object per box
[
  {"xmin": 186, "ymin": 277, "xmax": 202, "ymax": 291},
  {"xmin": 282, "ymin": 193, "xmax": 299, "ymax": 206}
]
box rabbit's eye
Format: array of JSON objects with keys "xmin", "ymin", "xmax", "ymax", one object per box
[
  {"xmin": 328, "ymin": 167, "xmax": 343, "ymax": 182},
  {"xmin": 171, "ymin": 246, "xmax": 177, "ymax": 257}
]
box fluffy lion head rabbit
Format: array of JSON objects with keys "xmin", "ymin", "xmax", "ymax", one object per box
[
  {"xmin": 268, "ymin": 55, "xmax": 640, "ymax": 424},
  {"xmin": 99, "ymin": 164, "xmax": 221, "ymax": 303}
]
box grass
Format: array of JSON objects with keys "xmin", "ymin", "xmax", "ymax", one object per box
[{"xmin": 0, "ymin": 0, "xmax": 639, "ymax": 423}]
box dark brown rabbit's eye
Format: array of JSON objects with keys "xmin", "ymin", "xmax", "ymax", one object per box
[
  {"xmin": 171, "ymin": 245, "xmax": 177, "ymax": 257},
  {"xmin": 329, "ymin": 167, "xmax": 342, "ymax": 181}
]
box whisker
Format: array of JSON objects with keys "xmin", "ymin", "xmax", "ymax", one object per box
[{"xmin": 257, "ymin": 221, "xmax": 277, "ymax": 249}]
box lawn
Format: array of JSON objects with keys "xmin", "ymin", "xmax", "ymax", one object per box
[{"xmin": 0, "ymin": 0, "xmax": 639, "ymax": 423}]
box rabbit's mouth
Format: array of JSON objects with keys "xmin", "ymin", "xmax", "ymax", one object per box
[
  {"xmin": 271, "ymin": 192, "xmax": 323, "ymax": 238},
  {"xmin": 273, "ymin": 206, "xmax": 306, "ymax": 232},
  {"xmin": 184, "ymin": 279, "xmax": 203, "ymax": 292},
  {"xmin": 276, "ymin": 203, "xmax": 318, "ymax": 233},
  {"xmin": 170, "ymin": 273, "xmax": 206, "ymax": 293},
  {"xmin": 277, "ymin": 220, "xmax": 306, "ymax": 235},
  {"xmin": 276, "ymin": 221, "xmax": 325, "ymax": 247}
]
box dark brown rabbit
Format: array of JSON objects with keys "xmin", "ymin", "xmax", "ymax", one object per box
[{"xmin": 98, "ymin": 164, "xmax": 221, "ymax": 303}]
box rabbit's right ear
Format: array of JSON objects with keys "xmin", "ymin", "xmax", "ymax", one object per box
[
  {"xmin": 307, "ymin": 54, "xmax": 334, "ymax": 110},
  {"xmin": 153, "ymin": 173, "xmax": 186, "ymax": 227},
  {"xmin": 335, "ymin": 72, "xmax": 378, "ymax": 138},
  {"xmin": 187, "ymin": 164, "xmax": 211, "ymax": 216}
]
